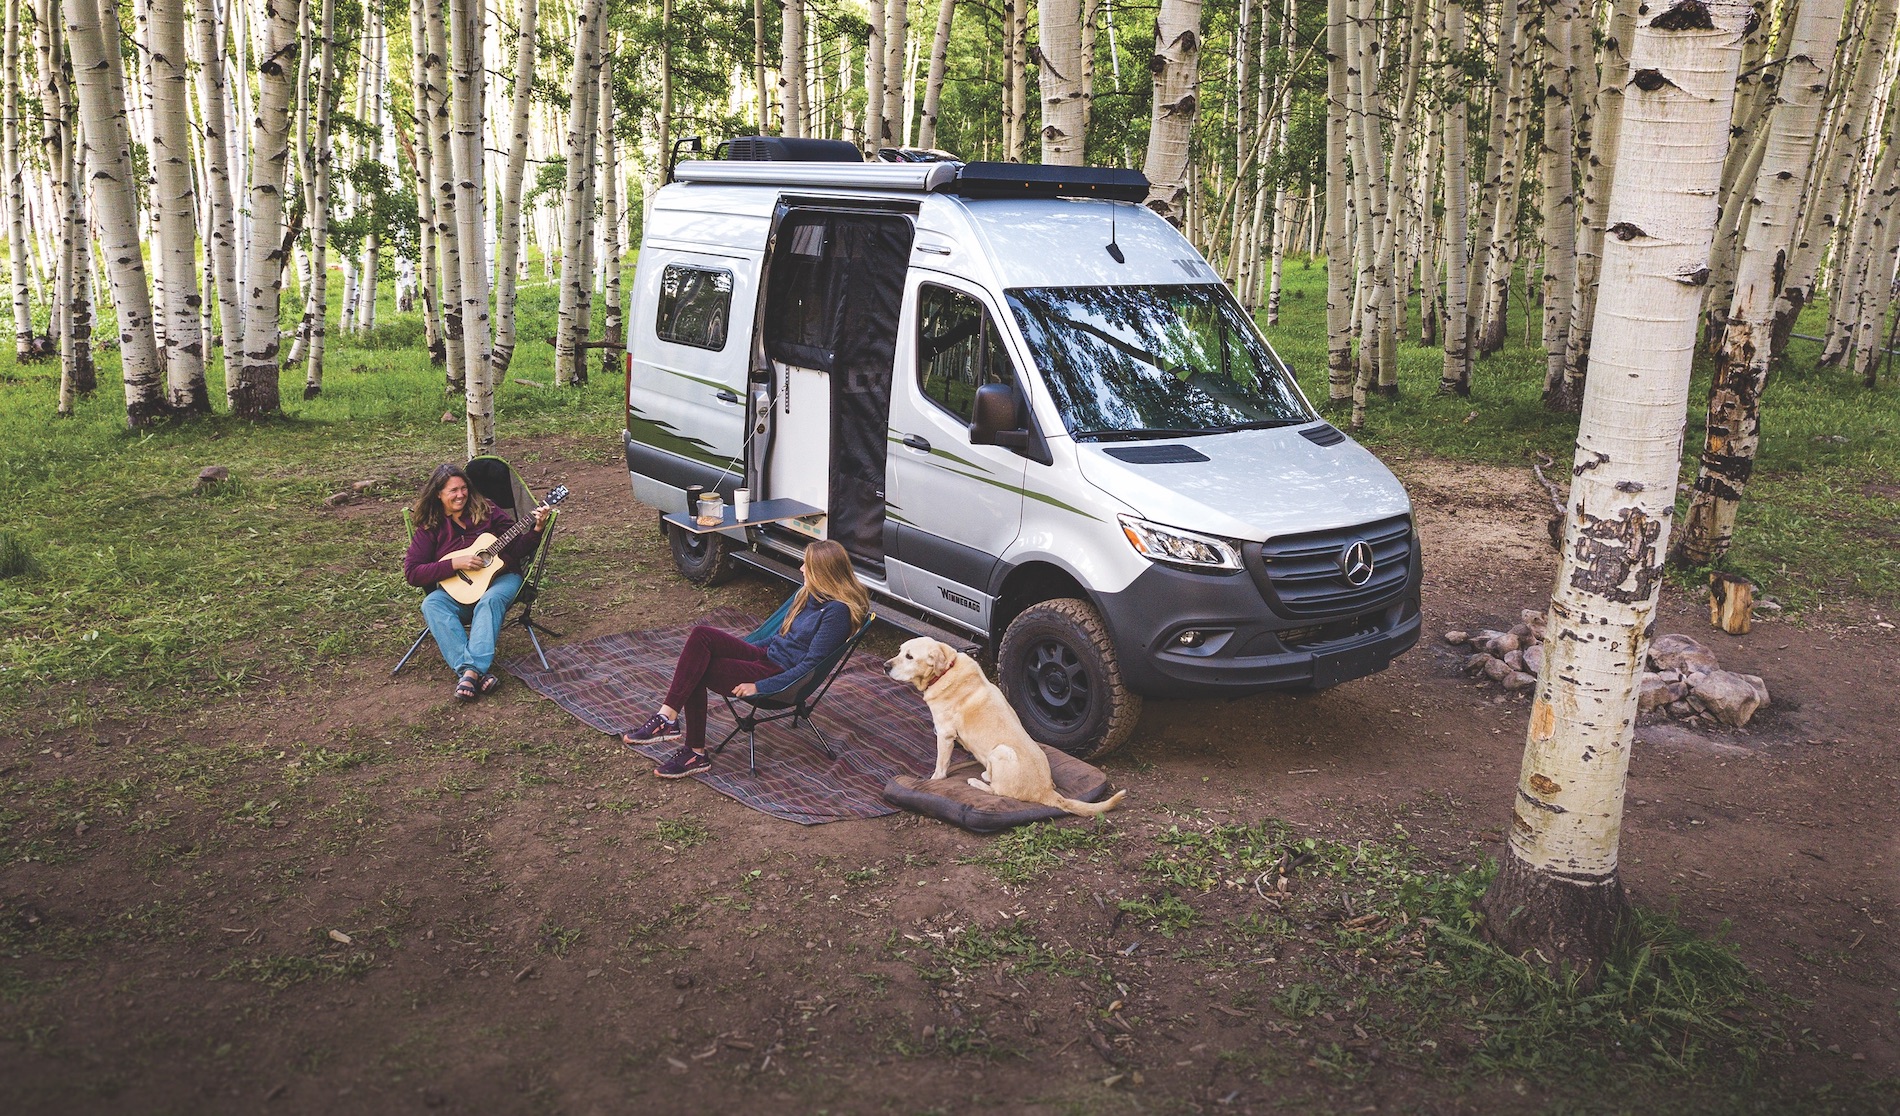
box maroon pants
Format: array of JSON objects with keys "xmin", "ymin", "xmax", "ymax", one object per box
[{"xmin": 664, "ymin": 626, "xmax": 781, "ymax": 749}]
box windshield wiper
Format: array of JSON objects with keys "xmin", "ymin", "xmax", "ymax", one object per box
[
  {"xmin": 1074, "ymin": 427, "xmax": 1214, "ymax": 442},
  {"xmin": 1211, "ymin": 418, "xmax": 1304, "ymax": 432}
]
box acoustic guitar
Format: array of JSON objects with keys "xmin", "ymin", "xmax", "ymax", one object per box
[{"xmin": 435, "ymin": 485, "xmax": 570, "ymax": 605}]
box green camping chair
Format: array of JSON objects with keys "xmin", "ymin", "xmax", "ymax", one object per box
[
  {"xmin": 710, "ymin": 602, "xmax": 876, "ymax": 774},
  {"xmin": 393, "ymin": 455, "xmax": 563, "ymax": 674}
]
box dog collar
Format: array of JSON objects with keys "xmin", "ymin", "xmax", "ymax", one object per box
[{"xmin": 919, "ymin": 662, "xmax": 952, "ymax": 691}]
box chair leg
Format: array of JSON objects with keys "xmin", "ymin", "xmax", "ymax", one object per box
[
  {"xmin": 523, "ymin": 616, "xmax": 551, "ymax": 670},
  {"xmin": 709, "ymin": 722, "xmax": 745, "ymax": 758},
  {"xmin": 799, "ymin": 715, "xmax": 839, "ymax": 760},
  {"xmin": 392, "ymin": 628, "xmax": 431, "ymax": 676}
]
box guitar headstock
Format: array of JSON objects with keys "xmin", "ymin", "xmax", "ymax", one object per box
[{"xmin": 542, "ymin": 485, "xmax": 571, "ymax": 508}]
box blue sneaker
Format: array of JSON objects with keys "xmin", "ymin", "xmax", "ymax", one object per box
[
  {"xmin": 622, "ymin": 712, "xmax": 680, "ymax": 744},
  {"xmin": 654, "ymin": 746, "xmax": 710, "ymax": 779}
]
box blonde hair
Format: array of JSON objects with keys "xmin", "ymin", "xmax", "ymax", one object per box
[{"xmin": 783, "ymin": 539, "xmax": 870, "ymax": 632}]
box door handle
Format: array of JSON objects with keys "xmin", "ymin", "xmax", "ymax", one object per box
[
  {"xmin": 901, "ymin": 434, "xmax": 931, "ymax": 452},
  {"xmin": 715, "ymin": 390, "xmax": 741, "ymax": 404}
]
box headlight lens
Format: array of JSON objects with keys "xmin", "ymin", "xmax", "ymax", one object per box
[{"xmin": 1118, "ymin": 515, "xmax": 1243, "ymax": 570}]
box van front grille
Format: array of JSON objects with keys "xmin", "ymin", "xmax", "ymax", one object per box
[{"xmin": 1246, "ymin": 514, "xmax": 1413, "ymax": 618}]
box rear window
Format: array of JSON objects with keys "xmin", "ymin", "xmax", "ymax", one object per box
[{"xmin": 655, "ymin": 264, "xmax": 732, "ymax": 351}]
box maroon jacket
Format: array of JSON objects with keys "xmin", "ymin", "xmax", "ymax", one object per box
[{"xmin": 404, "ymin": 507, "xmax": 542, "ymax": 589}]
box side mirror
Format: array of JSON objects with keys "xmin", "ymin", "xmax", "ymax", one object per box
[{"xmin": 969, "ymin": 383, "xmax": 1028, "ymax": 448}]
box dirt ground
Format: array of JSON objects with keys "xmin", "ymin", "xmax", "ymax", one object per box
[{"xmin": 3, "ymin": 440, "xmax": 1896, "ymax": 1114}]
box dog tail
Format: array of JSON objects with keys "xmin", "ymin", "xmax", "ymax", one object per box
[{"xmin": 1055, "ymin": 788, "xmax": 1127, "ymax": 817}]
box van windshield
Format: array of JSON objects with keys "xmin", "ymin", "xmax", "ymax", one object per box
[{"xmin": 1005, "ymin": 284, "xmax": 1312, "ymax": 441}]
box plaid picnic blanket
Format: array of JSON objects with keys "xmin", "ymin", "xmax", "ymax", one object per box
[{"xmin": 503, "ymin": 610, "xmax": 938, "ymax": 825}]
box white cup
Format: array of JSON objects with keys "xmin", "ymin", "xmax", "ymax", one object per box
[{"xmin": 734, "ymin": 488, "xmax": 751, "ymax": 521}]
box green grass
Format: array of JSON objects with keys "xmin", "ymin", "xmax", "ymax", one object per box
[
  {"xmin": 957, "ymin": 818, "xmax": 1120, "ymax": 883},
  {"xmin": 1260, "ymin": 259, "xmax": 1900, "ymax": 612}
]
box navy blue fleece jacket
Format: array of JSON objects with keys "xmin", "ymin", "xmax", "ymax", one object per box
[{"xmin": 750, "ymin": 598, "xmax": 853, "ymax": 696}]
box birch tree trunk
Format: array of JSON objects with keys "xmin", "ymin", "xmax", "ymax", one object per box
[
  {"xmin": 1478, "ymin": 0, "xmax": 1752, "ymax": 982},
  {"xmin": 755, "ymin": 0, "xmax": 769, "ymax": 132},
  {"xmin": 1849, "ymin": 110, "xmax": 1900, "ymax": 387},
  {"xmin": 406, "ymin": 0, "xmax": 444, "ymax": 364},
  {"xmin": 1538, "ymin": 0, "xmax": 1580, "ymax": 411},
  {"xmin": 1672, "ymin": 0, "xmax": 1848, "ymax": 566},
  {"xmin": 1563, "ymin": 0, "xmax": 1641, "ymax": 397},
  {"xmin": 1142, "ymin": 0, "xmax": 1203, "ymax": 223},
  {"xmin": 1008, "ymin": 0, "xmax": 1029, "ymax": 160},
  {"xmin": 193, "ymin": 0, "xmax": 242, "ymax": 361},
  {"xmin": 68, "ymin": 0, "xmax": 168, "ymax": 425},
  {"xmin": 4, "ymin": 1, "xmax": 33, "ymax": 359},
  {"xmin": 425, "ymin": 0, "xmax": 466, "ymax": 390},
  {"xmin": 357, "ymin": 11, "xmax": 385, "ymax": 332},
  {"xmin": 1439, "ymin": 0, "xmax": 1471, "ymax": 396},
  {"xmin": 598, "ymin": 32, "xmax": 622, "ymax": 378},
  {"xmin": 1039, "ymin": 0, "xmax": 1087, "ymax": 164},
  {"xmin": 492, "ymin": 0, "xmax": 538, "ymax": 375},
  {"xmin": 1480, "ymin": 1, "xmax": 1531, "ymax": 354},
  {"xmin": 885, "ymin": 0, "xmax": 909, "ymax": 149},
  {"xmin": 36, "ymin": 0, "xmax": 94, "ymax": 410},
  {"xmin": 1468, "ymin": 0, "xmax": 1520, "ymax": 358},
  {"xmin": 300, "ymin": 0, "xmax": 338, "ymax": 399},
  {"xmin": 554, "ymin": 0, "xmax": 603, "ymax": 387},
  {"xmin": 146, "ymin": 0, "xmax": 207, "ymax": 411},
  {"xmin": 1323, "ymin": 0, "xmax": 1352, "ymax": 402},
  {"xmin": 864, "ymin": 0, "xmax": 886, "ymax": 152},
  {"xmin": 917, "ymin": 0, "xmax": 955, "ymax": 150},
  {"xmin": 782, "ymin": 0, "xmax": 807, "ymax": 137},
  {"xmin": 450, "ymin": 0, "xmax": 493, "ymax": 455}
]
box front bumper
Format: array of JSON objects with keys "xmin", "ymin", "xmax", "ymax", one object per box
[{"xmin": 1095, "ymin": 535, "xmax": 1423, "ymax": 698}]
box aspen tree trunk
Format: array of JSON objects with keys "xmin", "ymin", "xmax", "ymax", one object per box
[
  {"xmin": 1672, "ymin": 0, "xmax": 1844, "ymax": 567},
  {"xmin": 1480, "ymin": 0, "xmax": 1531, "ymax": 354},
  {"xmin": 885, "ymin": 0, "xmax": 909, "ymax": 148},
  {"xmin": 1323, "ymin": 0, "xmax": 1352, "ymax": 402},
  {"xmin": 1039, "ymin": 0, "xmax": 1087, "ymax": 163},
  {"xmin": 230, "ymin": 0, "xmax": 297, "ymax": 417},
  {"xmin": 299, "ymin": 0, "xmax": 337, "ymax": 399},
  {"xmin": 1266, "ymin": 0, "xmax": 1295, "ymax": 324},
  {"xmin": 554, "ymin": 0, "xmax": 603, "ymax": 387},
  {"xmin": 755, "ymin": 0, "xmax": 769, "ymax": 132},
  {"xmin": 193, "ymin": 0, "xmax": 242, "ymax": 361},
  {"xmin": 492, "ymin": 0, "xmax": 538, "ymax": 375},
  {"xmin": 782, "ymin": 0, "xmax": 807, "ymax": 136},
  {"xmin": 1439, "ymin": 0, "xmax": 1471, "ymax": 396},
  {"xmin": 1538, "ymin": 0, "xmax": 1579, "ymax": 410},
  {"xmin": 598, "ymin": 33, "xmax": 622, "ymax": 379},
  {"xmin": 864, "ymin": 0, "xmax": 886, "ymax": 152},
  {"xmin": 1081, "ymin": 0, "xmax": 1100, "ymax": 140},
  {"xmin": 658, "ymin": 0, "xmax": 673, "ymax": 186},
  {"xmin": 1374, "ymin": 0, "xmax": 1424, "ymax": 393},
  {"xmin": 147, "ymin": 0, "xmax": 207, "ymax": 410},
  {"xmin": 1347, "ymin": 0, "xmax": 1387, "ymax": 424},
  {"xmin": 68, "ymin": 0, "xmax": 168, "ymax": 425},
  {"xmin": 1773, "ymin": 0, "xmax": 1899, "ymax": 358},
  {"xmin": 36, "ymin": 0, "xmax": 91, "ymax": 408},
  {"xmin": 1849, "ymin": 110, "xmax": 1900, "ymax": 386},
  {"xmin": 1563, "ymin": 0, "xmax": 1639, "ymax": 396},
  {"xmin": 450, "ymin": 0, "xmax": 493, "ymax": 456},
  {"xmin": 357, "ymin": 11, "xmax": 384, "ymax": 332},
  {"xmin": 1479, "ymin": 0, "xmax": 1753, "ymax": 983},
  {"xmin": 1467, "ymin": 0, "xmax": 1519, "ymax": 358},
  {"xmin": 918, "ymin": 0, "xmax": 955, "ymax": 150},
  {"xmin": 1142, "ymin": 0, "xmax": 1203, "ymax": 222},
  {"xmin": 5, "ymin": 1, "xmax": 34, "ymax": 358},
  {"xmin": 1008, "ymin": 0, "xmax": 1029, "ymax": 160},
  {"xmin": 426, "ymin": 0, "xmax": 466, "ymax": 390},
  {"xmin": 407, "ymin": 0, "xmax": 444, "ymax": 364}
]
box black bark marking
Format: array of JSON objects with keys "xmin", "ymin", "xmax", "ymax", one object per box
[
  {"xmin": 1517, "ymin": 790, "xmax": 1568, "ymax": 815},
  {"xmin": 1615, "ymin": 480, "xmax": 1645, "ymax": 492},
  {"xmin": 1568, "ymin": 506, "xmax": 1666, "ymax": 604},
  {"xmin": 1573, "ymin": 450, "xmax": 1610, "ymax": 477},
  {"xmin": 1675, "ymin": 266, "xmax": 1712, "ymax": 286},
  {"xmin": 1609, "ymin": 221, "xmax": 1646, "ymax": 241},
  {"xmin": 1651, "ymin": 0, "xmax": 1715, "ymax": 30},
  {"xmin": 1632, "ymin": 69, "xmax": 1670, "ymax": 92}
]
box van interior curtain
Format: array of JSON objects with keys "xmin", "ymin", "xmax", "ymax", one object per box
[{"xmin": 764, "ymin": 209, "xmax": 915, "ymax": 565}]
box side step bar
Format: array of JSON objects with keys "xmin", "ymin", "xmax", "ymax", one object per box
[{"xmin": 729, "ymin": 547, "xmax": 984, "ymax": 655}]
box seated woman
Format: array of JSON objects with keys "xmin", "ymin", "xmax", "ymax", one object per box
[
  {"xmin": 625, "ymin": 538, "xmax": 870, "ymax": 778},
  {"xmin": 404, "ymin": 463, "xmax": 547, "ymax": 701}
]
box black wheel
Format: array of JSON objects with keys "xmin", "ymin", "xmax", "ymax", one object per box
[
  {"xmin": 997, "ymin": 598, "xmax": 1142, "ymax": 760},
  {"xmin": 666, "ymin": 519, "xmax": 735, "ymax": 586}
]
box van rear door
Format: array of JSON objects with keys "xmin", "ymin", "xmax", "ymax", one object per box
[
  {"xmin": 626, "ymin": 249, "xmax": 753, "ymax": 480},
  {"xmin": 886, "ymin": 275, "xmax": 1027, "ymax": 631}
]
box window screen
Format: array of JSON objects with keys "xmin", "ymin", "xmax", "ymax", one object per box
[
  {"xmin": 655, "ymin": 264, "xmax": 732, "ymax": 351},
  {"xmin": 917, "ymin": 285, "xmax": 1017, "ymax": 423}
]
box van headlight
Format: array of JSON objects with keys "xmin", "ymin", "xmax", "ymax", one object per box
[{"xmin": 1118, "ymin": 515, "xmax": 1243, "ymax": 570}]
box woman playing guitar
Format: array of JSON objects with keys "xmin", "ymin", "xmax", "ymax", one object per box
[{"xmin": 404, "ymin": 463, "xmax": 550, "ymax": 701}]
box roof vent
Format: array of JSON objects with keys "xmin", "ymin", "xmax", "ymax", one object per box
[
  {"xmin": 1299, "ymin": 423, "xmax": 1347, "ymax": 447},
  {"xmin": 721, "ymin": 136, "xmax": 865, "ymax": 163}
]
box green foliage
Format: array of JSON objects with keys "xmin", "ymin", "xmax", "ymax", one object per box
[
  {"xmin": 653, "ymin": 818, "xmax": 714, "ymax": 848},
  {"xmin": 0, "ymin": 532, "xmax": 40, "ymax": 580},
  {"xmin": 958, "ymin": 819, "xmax": 1118, "ymax": 883}
]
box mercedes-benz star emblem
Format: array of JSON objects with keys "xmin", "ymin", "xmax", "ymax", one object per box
[{"xmin": 1340, "ymin": 540, "xmax": 1375, "ymax": 587}]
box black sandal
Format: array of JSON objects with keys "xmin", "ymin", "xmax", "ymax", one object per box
[
  {"xmin": 480, "ymin": 673, "xmax": 502, "ymax": 696},
  {"xmin": 454, "ymin": 671, "xmax": 480, "ymax": 701}
]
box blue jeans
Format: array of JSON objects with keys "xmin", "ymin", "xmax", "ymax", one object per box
[{"xmin": 421, "ymin": 573, "xmax": 522, "ymax": 675}]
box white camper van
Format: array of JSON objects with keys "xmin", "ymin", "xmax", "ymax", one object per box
[{"xmin": 622, "ymin": 140, "xmax": 1421, "ymax": 757}]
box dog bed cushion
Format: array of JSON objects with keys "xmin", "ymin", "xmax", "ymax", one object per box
[{"xmin": 881, "ymin": 745, "xmax": 1115, "ymax": 833}]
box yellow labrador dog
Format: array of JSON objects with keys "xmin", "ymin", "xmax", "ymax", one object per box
[{"xmin": 886, "ymin": 637, "xmax": 1126, "ymax": 817}]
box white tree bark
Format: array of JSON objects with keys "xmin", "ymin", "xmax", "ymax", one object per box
[
  {"xmin": 492, "ymin": 0, "xmax": 539, "ymax": 375},
  {"xmin": 1323, "ymin": 0, "xmax": 1351, "ymax": 402},
  {"xmin": 781, "ymin": 0, "xmax": 807, "ymax": 137},
  {"xmin": 1039, "ymin": 0, "xmax": 1087, "ymax": 164},
  {"xmin": 1849, "ymin": 108, "xmax": 1900, "ymax": 386},
  {"xmin": 4, "ymin": 0, "xmax": 33, "ymax": 358},
  {"xmin": 357, "ymin": 10, "xmax": 385, "ymax": 332},
  {"xmin": 1673, "ymin": 0, "xmax": 1845, "ymax": 566},
  {"xmin": 450, "ymin": 0, "xmax": 493, "ymax": 455},
  {"xmin": 1142, "ymin": 0, "xmax": 1203, "ymax": 222},
  {"xmin": 864, "ymin": 0, "xmax": 886, "ymax": 152},
  {"xmin": 554, "ymin": 0, "xmax": 603, "ymax": 387},
  {"xmin": 598, "ymin": 29, "xmax": 622, "ymax": 377},
  {"xmin": 884, "ymin": 0, "xmax": 909, "ymax": 149},
  {"xmin": 1439, "ymin": 0, "xmax": 1471, "ymax": 396},
  {"xmin": 917, "ymin": 0, "xmax": 955, "ymax": 150},
  {"xmin": 425, "ymin": 0, "xmax": 466, "ymax": 389},
  {"xmin": 406, "ymin": 0, "xmax": 443, "ymax": 362},
  {"xmin": 1538, "ymin": 0, "xmax": 1580, "ymax": 410},
  {"xmin": 1479, "ymin": 0, "xmax": 1754, "ymax": 980},
  {"xmin": 300, "ymin": 0, "xmax": 338, "ymax": 399},
  {"xmin": 230, "ymin": 0, "xmax": 297, "ymax": 417},
  {"xmin": 68, "ymin": 0, "xmax": 168, "ymax": 425},
  {"xmin": 193, "ymin": 0, "xmax": 242, "ymax": 362},
  {"xmin": 146, "ymin": 0, "xmax": 207, "ymax": 411}
]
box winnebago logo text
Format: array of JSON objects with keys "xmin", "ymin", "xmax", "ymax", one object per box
[{"xmin": 939, "ymin": 587, "xmax": 980, "ymax": 611}]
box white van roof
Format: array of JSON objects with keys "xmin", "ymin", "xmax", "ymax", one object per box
[{"xmin": 651, "ymin": 163, "xmax": 1218, "ymax": 292}]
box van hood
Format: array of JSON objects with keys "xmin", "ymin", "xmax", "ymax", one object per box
[{"xmin": 1072, "ymin": 425, "xmax": 1411, "ymax": 543}]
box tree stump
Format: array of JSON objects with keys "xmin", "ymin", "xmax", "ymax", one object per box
[{"xmin": 1709, "ymin": 572, "xmax": 1755, "ymax": 635}]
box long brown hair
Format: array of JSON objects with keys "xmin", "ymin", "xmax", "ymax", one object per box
[
  {"xmin": 410, "ymin": 463, "xmax": 491, "ymax": 532},
  {"xmin": 782, "ymin": 539, "xmax": 870, "ymax": 632}
]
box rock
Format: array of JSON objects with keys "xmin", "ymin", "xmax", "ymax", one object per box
[
  {"xmin": 1444, "ymin": 630, "xmax": 1469, "ymax": 645},
  {"xmin": 1638, "ymin": 674, "xmax": 1674, "ymax": 712},
  {"xmin": 1503, "ymin": 671, "xmax": 1537, "ymax": 691},
  {"xmin": 1657, "ymin": 670, "xmax": 1681, "ymax": 683},
  {"xmin": 1521, "ymin": 644, "xmax": 1545, "ymax": 675},
  {"xmin": 1464, "ymin": 653, "xmax": 1493, "ymax": 675},
  {"xmin": 197, "ymin": 465, "xmax": 229, "ymax": 484},
  {"xmin": 1483, "ymin": 657, "xmax": 1510, "ymax": 682},
  {"xmin": 1487, "ymin": 632, "xmax": 1521, "ymax": 655},
  {"xmin": 1755, "ymin": 599, "xmax": 1783, "ymax": 616},
  {"xmin": 1666, "ymin": 700, "xmax": 1695, "ymax": 718},
  {"xmin": 324, "ymin": 491, "xmax": 352, "ymax": 507},
  {"xmin": 350, "ymin": 479, "xmax": 377, "ymax": 493},
  {"xmin": 1509, "ymin": 623, "xmax": 1533, "ymax": 641},
  {"xmin": 1503, "ymin": 650, "xmax": 1524, "ymax": 672},
  {"xmin": 1650, "ymin": 633, "xmax": 1718, "ymax": 674},
  {"xmin": 1739, "ymin": 673, "xmax": 1770, "ymax": 706},
  {"xmin": 1693, "ymin": 672, "xmax": 1764, "ymax": 727},
  {"xmin": 1685, "ymin": 670, "xmax": 1710, "ymax": 690},
  {"xmin": 441, "ymin": 410, "xmax": 457, "ymax": 423},
  {"xmin": 1520, "ymin": 609, "xmax": 1542, "ymax": 625}
]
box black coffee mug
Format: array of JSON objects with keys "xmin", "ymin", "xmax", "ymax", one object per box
[{"xmin": 683, "ymin": 485, "xmax": 703, "ymax": 517}]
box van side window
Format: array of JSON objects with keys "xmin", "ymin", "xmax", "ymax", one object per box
[
  {"xmin": 655, "ymin": 265, "xmax": 732, "ymax": 351},
  {"xmin": 917, "ymin": 285, "xmax": 1017, "ymax": 424}
]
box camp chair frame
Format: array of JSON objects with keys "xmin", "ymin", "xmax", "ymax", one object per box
[
  {"xmin": 393, "ymin": 456, "xmax": 564, "ymax": 675},
  {"xmin": 711, "ymin": 605, "xmax": 875, "ymax": 774}
]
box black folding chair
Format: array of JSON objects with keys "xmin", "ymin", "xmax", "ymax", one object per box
[
  {"xmin": 393, "ymin": 455, "xmax": 563, "ymax": 674},
  {"xmin": 711, "ymin": 607, "xmax": 876, "ymax": 774}
]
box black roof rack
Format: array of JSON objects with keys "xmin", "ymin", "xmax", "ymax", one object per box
[
  {"xmin": 939, "ymin": 162, "xmax": 1148, "ymax": 202},
  {"xmin": 720, "ymin": 136, "xmax": 865, "ymax": 163}
]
